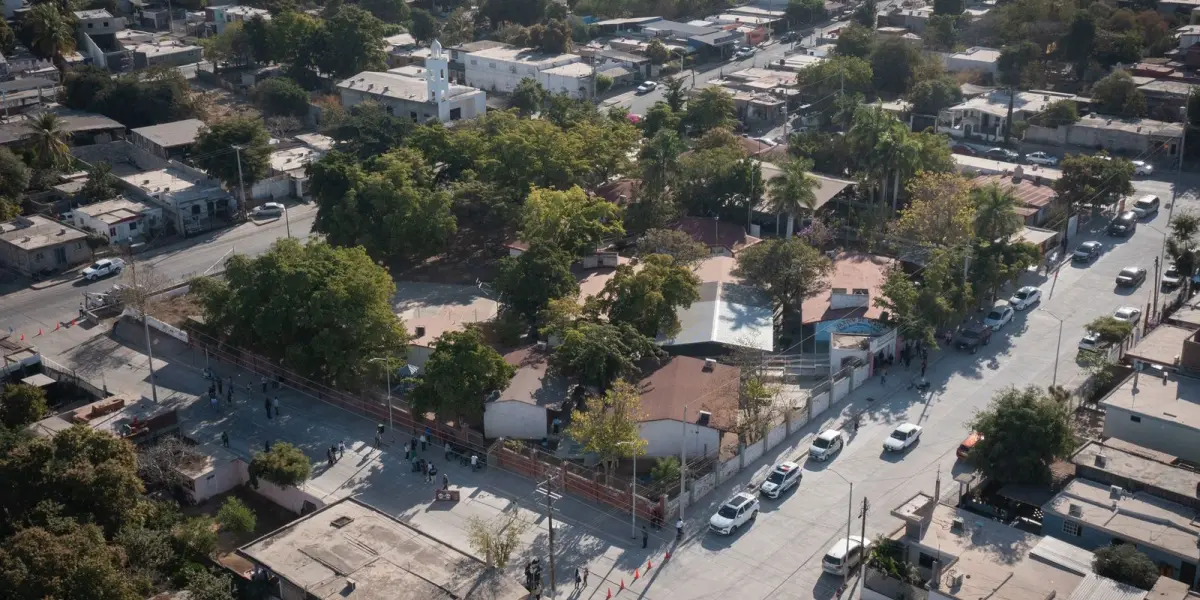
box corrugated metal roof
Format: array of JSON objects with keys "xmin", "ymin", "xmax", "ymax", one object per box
[
  {"xmin": 1066, "ymin": 573, "xmax": 1148, "ymax": 600},
  {"xmin": 1030, "ymin": 536, "xmax": 1094, "ymax": 576}
]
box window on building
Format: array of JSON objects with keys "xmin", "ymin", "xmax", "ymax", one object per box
[
  {"xmin": 109, "ymin": 228, "xmax": 117, "ymax": 237},
  {"xmin": 191, "ymin": 205, "xmax": 201, "ymax": 215},
  {"xmin": 410, "ymin": 111, "xmax": 417, "ymax": 121},
  {"xmin": 1062, "ymin": 521, "xmax": 1082, "ymax": 537},
  {"xmin": 918, "ymin": 552, "xmax": 936, "ymax": 569},
  {"xmin": 489, "ymin": 62, "xmax": 496, "ymax": 69},
  {"xmin": 449, "ymin": 107, "xmax": 461, "ymax": 120},
  {"xmin": 35, "ymin": 252, "xmax": 45, "ymax": 260},
  {"xmin": 1130, "ymin": 415, "xmax": 1142, "ymax": 423},
  {"xmin": 87, "ymin": 22, "xmax": 94, "ymax": 28},
  {"xmin": 103, "ymin": 21, "xmax": 108, "ymax": 26},
  {"xmin": 470, "ymin": 59, "xmax": 477, "ymax": 65},
  {"xmin": 385, "ymin": 105, "xmax": 394, "ymax": 115},
  {"xmin": 128, "ymin": 221, "xmax": 137, "ymax": 231}
]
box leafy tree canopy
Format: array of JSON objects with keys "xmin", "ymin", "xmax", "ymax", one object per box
[
  {"xmin": 585, "ymin": 253, "xmax": 701, "ymax": 338},
  {"xmin": 493, "ymin": 244, "xmax": 579, "ymax": 325},
  {"xmin": 1086, "ymin": 315, "xmax": 1135, "ymax": 344},
  {"xmin": 566, "ymin": 380, "xmax": 647, "ymax": 479},
  {"xmin": 870, "ymin": 37, "xmax": 924, "ymax": 95},
  {"xmin": 193, "ymin": 117, "xmax": 272, "ymax": 190},
  {"xmin": 550, "ymin": 321, "xmax": 663, "ymax": 390},
  {"xmin": 687, "ymin": 86, "xmax": 737, "ymax": 134},
  {"xmin": 249, "ymin": 442, "xmax": 311, "ymax": 488},
  {"xmin": 835, "ymin": 23, "xmax": 875, "ymax": 58},
  {"xmin": 908, "ymin": 76, "xmax": 963, "ymax": 115},
  {"xmin": 361, "ymin": 0, "xmax": 410, "ymax": 23},
  {"xmin": 637, "ymin": 228, "xmax": 709, "ymax": 267},
  {"xmin": 1093, "ymin": 544, "xmax": 1159, "ymax": 590},
  {"xmin": 520, "ymin": 186, "xmax": 624, "ymax": 258},
  {"xmin": 0, "ymin": 521, "xmax": 142, "ymax": 600},
  {"xmin": 787, "ymin": 0, "xmax": 826, "ymax": 24},
  {"xmin": 0, "ymin": 147, "xmax": 31, "ymax": 199},
  {"xmin": 0, "ymin": 383, "xmax": 49, "ymax": 429},
  {"xmin": 893, "ymin": 172, "xmax": 976, "ymax": 248},
  {"xmin": 969, "ymin": 385, "xmax": 1075, "ymax": 484},
  {"xmin": 316, "ymin": 6, "xmax": 387, "ymax": 79},
  {"xmin": 1091, "ymin": 70, "xmax": 1146, "ymax": 117},
  {"xmin": 733, "ymin": 238, "xmax": 833, "ymax": 315},
  {"xmin": 254, "ymin": 77, "xmax": 311, "ymax": 118},
  {"xmin": 1053, "ymin": 153, "xmax": 1134, "ymax": 208},
  {"xmin": 63, "ymin": 67, "xmax": 200, "ymax": 129},
  {"xmin": 411, "ymin": 327, "xmax": 516, "ymax": 419}
]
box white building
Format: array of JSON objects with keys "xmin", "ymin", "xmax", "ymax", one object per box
[
  {"xmin": 539, "ymin": 62, "xmax": 596, "ymax": 98},
  {"xmin": 338, "ymin": 41, "xmax": 486, "ymax": 123},
  {"xmin": 249, "ymin": 142, "xmax": 325, "ymax": 200},
  {"xmin": 71, "ymin": 196, "xmax": 163, "ymax": 243},
  {"xmin": 943, "ymin": 46, "xmax": 1001, "ymax": 75},
  {"xmin": 205, "ymin": 5, "xmax": 271, "ymax": 35},
  {"xmin": 118, "ymin": 162, "xmax": 234, "ymax": 237},
  {"xmin": 463, "ymin": 45, "xmax": 587, "ymax": 97},
  {"xmin": 938, "ymin": 89, "xmax": 1075, "ymax": 141}
]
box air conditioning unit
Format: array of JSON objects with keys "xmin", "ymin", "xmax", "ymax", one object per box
[
  {"xmin": 1094, "ymin": 454, "xmax": 1107, "ymax": 468},
  {"xmin": 697, "ymin": 411, "xmax": 711, "ymax": 427},
  {"xmin": 1068, "ymin": 503, "xmax": 1083, "ymax": 517},
  {"xmin": 703, "ymin": 358, "xmax": 716, "ymax": 372},
  {"xmin": 1109, "ymin": 485, "xmax": 1124, "ymax": 500},
  {"xmin": 951, "ymin": 573, "xmax": 965, "ymax": 587},
  {"xmin": 950, "ymin": 517, "xmax": 965, "ymax": 533}
]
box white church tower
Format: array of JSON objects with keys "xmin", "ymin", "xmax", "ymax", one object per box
[{"xmin": 426, "ymin": 39, "xmax": 451, "ymax": 121}]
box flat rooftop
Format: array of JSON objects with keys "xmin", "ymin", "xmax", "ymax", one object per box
[
  {"xmin": 1125, "ymin": 324, "xmax": 1194, "ymax": 366},
  {"xmin": 1073, "ymin": 114, "xmax": 1184, "ymax": 138},
  {"xmin": 1044, "ymin": 479, "xmax": 1200, "ymax": 562},
  {"xmin": 1099, "ymin": 372, "xmax": 1200, "ymax": 430},
  {"xmin": 1168, "ymin": 300, "xmax": 1200, "ymax": 329},
  {"xmin": 74, "ymin": 197, "xmax": 157, "ymax": 225},
  {"xmin": 239, "ymin": 497, "xmax": 526, "ymax": 600},
  {"xmin": 540, "ymin": 62, "xmax": 594, "ymax": 77},
  {"xmin": 0, "ymin": 215, "xmax": 88, "ymax": 251},
  {"xmin": 130, "ymin": 118, "xmax": 205, "ymax": 149},
  {"xmin": 466, "ymin": 46, "xmax": 582, "ymax": 67},
  {"xmin": 268, "ymin": 146, "xmax": 323, "ymax": 175},
  {"xmin": 1071, "ymin": 440, "xmax": 1200, "ymax": 507},
  {"xmin": 801, "ymin": 252, "xmax": 893, "ymax": 324}
]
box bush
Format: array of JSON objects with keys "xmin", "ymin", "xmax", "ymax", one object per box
[
  {"xmin": 172, "ymin": 516, "xmax": 218, "ymax": 560},
  {"xmin": 1093, "ymin": 544, "xmax": 1159, "ymax": 589},
  {"xmin": 254, "ymin": 77, "xmax": 311, "ymax": 118},
  {"xmin": 0, "ymin": 383, "xmax": 49, "ymax": 428},
  {"xmin": 650, "ymin": 456, "xmax": 680, "ymax": 486},
  {"xmin": 596, "ymin": 74, "xmax": 614, "ymax": 94},
  {"xmin": 249, "ymin": 442, "xmax": 312, "ymax": 488},
  {"xmin": 216, "ymin": 496, "xmax": 257, "ymax": 534}
]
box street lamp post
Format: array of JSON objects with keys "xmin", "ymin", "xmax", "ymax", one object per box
[
  {"xmin": 827, "ymin": 469, "xmax": 855, "ymax": 587},
  {"xmin": 369, "ymin": 357, "xmax": 393, "ymax": 432},
  {"xmin": 618, "ymin": 440, "xmax": 640, "ymax": 539},
  {"xmin": 1043, "ymin": 310, "xmax": 1065, "ymax": 387}
]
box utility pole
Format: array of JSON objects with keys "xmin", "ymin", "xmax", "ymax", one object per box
[
  {"xmin": 233, "ymin": 145, "xmax": 248, "ymax": 217},
  {"xmin": 843, "ymin": 482, "xmax": 853, "ymax": 587},
  {"xmin": 680, "ymin": 405, "xmax": 687, "ymax": 520},
  {"xmin": 856, "ymin": 497, "xmax": 870, "ymax": 597},
  {"xmin": 127, "ymin": 259, "xmax": 159, "ymax": 403},
  {"xmin": 536, "ymin": 481, "xmax": 562, "ymax": 598}
]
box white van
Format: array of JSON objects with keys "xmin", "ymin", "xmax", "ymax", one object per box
[
  {"xmin": 822, "ymin": 536, "xmax": 869, "ymax": 576},
  {"xmin": 1131, "ymin": 195, "xmax": 1159, "ymax": 219}
]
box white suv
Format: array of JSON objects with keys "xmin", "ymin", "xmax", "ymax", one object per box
[
  {"xmin": 709, "ymin": 492, "xmax": 759, "ymax": 535},
  {"xmin": 760, "ymin": 461, "xmax": 802, "ymax": 498},
  {"xmin": 809, "ymin": 429, "xmax": 845, "ymax": 462}
]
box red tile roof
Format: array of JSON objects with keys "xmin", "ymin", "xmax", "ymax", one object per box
[
  {"xmin": 636, "ymin": 356, "xmax": 740, "ymax": 431},
  {"xmin": 801, "ymin": 252, "xmax": 894, "ymax": 324},
  {"xmin": 972, "ymin": 173, "xmax": 1057, "ymax": 209},
  {"xmin": 671, "ymin": 216, "xmax": 761, "ymax": 254}
]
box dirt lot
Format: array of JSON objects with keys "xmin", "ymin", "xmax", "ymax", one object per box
[
  {"xmin": 150, "ymin": 293, "xmax": 204, "ymax": 327},
  {"xmin": 191, "ymin": 78, "xmax": 260, "ymax": 123}
]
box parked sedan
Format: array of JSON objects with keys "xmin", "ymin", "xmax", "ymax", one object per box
[
  {"xmin": 983, "ymin": 304, "xmax": 1015, "ymax": 329},
  {"xmin": 1008, "ymin": 286, "xmax": 1042, "ymax": 310},
  {"xmin": 635, "ymin": 81, "xmax": 658, "ymax": 94},
  {"xmin": 1115, "ymin": 266, "xmax": 1147, "ymax": 287},
  {"xmin": 1113, "ymin": 306, "xmax": 1142, "ymax": 324},
  {"xmin": 984, "ymin": 147, "xmax": 1019, "ymax": 161},
  {"xmin": 1163, "ymin": 264, "xmax": 1182, "ymax": 288},
  {"xmin": 1131, "ymin": 160, "xmax": 1154, "ymax": 176},
  {"xmin": 1025, "ymin": 151, "xmax": 1058, "ymax": 166},
  {"xmin": 951, "ymin": 144, "xmax": 978, "ymax": 156},
  {"xmin": 1072, "ymin": 241, "xmax": 1103, "ymax": 263},
  {"xmin": 883, "ymin": 423, "xmax": 923, "ymax": 452}
]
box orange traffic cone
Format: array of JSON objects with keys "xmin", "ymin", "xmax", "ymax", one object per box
[
  {"xmin": 54, "ymin": 322, "xmax": 60, "ymax": 331},
  {"xmin": 620, "ymin": 579, "xmax": 625, "ymax": 590},
  {"xmin": 36, "ymin": 328, "xmax": 42, "ymax": 336},
  {"xmin": 664, "ymin": 550, "xmax": 671, "ymax": 560},
  {"xmin": 647, "ymin": 559, "xmax": 653, "ymax": 570},
  {"xmin": 634, "ymin": 568, "xmax": 640, "ymax": 580},
  {"xmin": 606, "ymin": 588, "xmax": 612, "ymax": 599}
]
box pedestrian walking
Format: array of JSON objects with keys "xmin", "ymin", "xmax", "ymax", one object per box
[
  {"xmin": 920, "ymin": 360, "xmax": 927, "ymax": 378},
  {"xmin": 261, "ymin": 377, "xmax": 268, "ymax": 393},
  {"xmin": 331, "ymin": 445, "xmax": 339, "ymax": 464},
  {"xmin": 442, "ymin": 472, "xmax": 449, "ymax": 490},
  {"xmin": 226, "ymin": 388, "xmax": 233, "ymax": 406},
  {"xmin": 210, "ymin": 394, "xmax": 218, "ymax": 410},
  {"xmin": 217, "ymin": 378, "xmax": 223, "ymax": 395},
  {"xmin": 272, "ymin": 396, "xmax": 280, "ymax": 416},
  {"xmin": 338, "ymin": 440, "xmax": 346, "ymax": 459},
  {"xmin": 582, "ymin": 567, "xmax": 589, "ymax": 587},
  {"xmin": 574, "ymin": 568, "xmax": 582, "ymax": 590},
  {"xmin": 642, "ymin": 525, "xmax": 649, "ymax": 548},
  {"xmin": 419, "ymin": 433, "xmax": 427, "ymax": 452},
  {"xmin": 471, "ymin": 453, "xmax": 479, "ymax": 471},
  {"xmin": 221, "ymin": 431, "xmax": 229, "ymax": 447},
  {"xmin": 676, "ymin": 518, "xmax": 684, "ymax": 542},
  {"xmin": 881, "ymin": 368, "xmax": 887, "ymax": 385},
  {"xmin": 264, "ymin": 397, "xmax": 272, "ymax": 419},
  {"xmin": 326, "ymin": 448, "xmax": 334, "ymax": 466},
  {"xmin": 404, "ymin": 442, "xmax": 410, "ymax": 460}
]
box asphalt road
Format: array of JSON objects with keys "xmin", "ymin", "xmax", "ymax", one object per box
[{"xmin": 0, "ymin": 203, "xmax": 317, "ymax": 350}]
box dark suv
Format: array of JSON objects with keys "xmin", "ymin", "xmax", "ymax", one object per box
[
  {"xmin": 956, "ymin": 324, "xmax": 993, "ymax": 354},
  {"xmin": 1108, "ymin": 211, "xmax": 1138, "ymax": 236}
]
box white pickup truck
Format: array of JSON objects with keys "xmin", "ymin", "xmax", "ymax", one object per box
[{"xmin": 82, "ymin": 258, "xmax": 125, "ymax": 281}]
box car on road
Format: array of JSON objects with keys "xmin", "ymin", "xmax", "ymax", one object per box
[
  {"xmin": 82, "ymin": 258, "xmax": 125, "ymax": 281},
  {"xmin": 752, "ymin": 136, "xmax": 778, "ymax": 147},
  {"xmin": 955, "ymin": 324, "xmax": 992, "ymax": 354},
  {"xmin": 1131, "ymin": 195, "xmax": 1160, "ymax": 219},
  {"xmin": 1072, "ymin": 241, "xmax": 1103, "ymax": 263},
  {"xmin": 809, "ymin": 429, "xmax": 846, "ymax": 461},
  {"xmin": 759, "ymin": 461, "xmax": 802, "ymax": 498},
  {"xmin": 983, "ymin": 303, "xmax": 1015, "ymax": 329},
  {"xmin": 951, "ymin": 144, "xmax": 978, "ymax": 156},
  {"xmin": 1131, "ymin": 160, "xmax": 1154, "ymax": 176},
  {"xmin": 984, "ymin": 147, "xmax": 1019, "ymax": 161},
  {"xmin": 252, "ymin": 202, "xmax": 285, "ymax": 218},
  {"xmin": 733, "ymin": 46, "xmax": 756, "ymax": 59},
  {"xmin": 1078, "ymin": 331, "xmax": 1104, "ymax": 352},
  {"xmin": 822, "ymin": 536, "xmax": 870, "ymax": 576},
  {"xmin": 957, "ymin": 431, "xmax": 983, "ymax": 459},
  {"xmin": 1163, "ymin": 263, "xmax": 1182, "ymax": 288},
  {"xmin": 1113, "ymin": 306, "xmax": 1142, "ymax": 324},
  {"xmin": 883, "ymin": 423, "xmax": 923, "ymax": 452},
  {"xmin": 1025, "ymin": 151, "xmax": 1058, "ymax": 166},
  {"xmin": 635, "ymin": 81, "xmax": 658, "ymax": 94},
  {"xmin": 1009, "ymin": 286, "xmax": 1042, "ymax": 310},
  {"xmin": 1107, "ymin": 210, "xmax": 1138, "ymax": 236},
  {"xmin": 779, "ymin": 31, "xmax": 797, "ymax": 42},
  {"xmin": 709, "ymin": 492, "xmax": 759, "ymax": 535},
  {"xmin": 1115, "ymin": 266, "xmax": 1147, "ymax": 287}
]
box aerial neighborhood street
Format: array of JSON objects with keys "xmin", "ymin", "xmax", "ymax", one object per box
[{"xmin": 3, "ymin": 0, "xmax": 1200, "ymax": 599}]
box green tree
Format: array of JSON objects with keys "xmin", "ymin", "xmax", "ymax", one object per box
[
  {"xmin": 796, "ymin": 56, "xmax": 873, "ymax": 104},
  {"xmin": 511, "ymin": 77, "xmax": 548, "ymax": 116},
  {"xmin": 971, "ymin": 240, "xmax": 1040, "ymax": 304},
  {"xmin": 550, "ymin": 321, "xmax": 662, "ymax": 390},
  {"xmin": 1053, "ymin": 154, "xmax": 1134, "ymax": 209},
  {"xmin": 361, "ymin": 0, "xmax": 410, "ymax": 23},
  {"xmin": 25, "ymin": 111, "xmax": 71, "ymax": 170},
  {"xmin": 80, "ymin": 161, "xmax": 118, "ymax": 204},
  {"xmin": 637, "ymin": 228, "xmax": 709, "ymax": 267},
  {"xmin": 853, "ymin": 0, "xmax": 877, "ymax": 27},
  {"xmin": 254, "ymin": 77, "xmax": 310, "ymax": 117},
  {"xmin": 0, "ymin": 17, "xmax": 16, "ymax": 55},
  {"xmin": 1085, "ymin": 315, "xmax": 1135, "ymax": 345},
  {"xmin": 317, "ymin": 6, "xmax": 386, "ymax": 79},
  {"xmin": 787, "ymin": 0, "xmax": 826, "ymax": 24},
  {"xmin": 971, "ymin": 182, "xmax": 1023, "ymax": 241},
  {"xmin": 440, "ymin": 7, "xmax": 475, "ymax": 46},
  {"xmin": 191, "ymin": 239, "xmax": 409, "ymax": 386},
  {"xmin": 925, "ymin": 14, "xmax": 965, "ymax": 51},
  {"xmin": 493, "ymin": 244, "xmax": 579, "ymax": 325},
  {"xmin": 1091, "ymin": 70, "xmax": 1146, "ymax": 117},
  {"xmin": 835, "ymin": 23, "xmax": 875, "ymax": 58},
  {"xmin": 663, "ymin": 75, "xmax": 687, "ymax": 113},
  {"xmin": 267, "ymin": 11, "xmax": 324, "ymax": 85},
  {"xmin": 687, "ymin": 86, "xmax": 736, "ymax": 133},
  {"xmin": 479, "ymin": 0, "xmax": 547, "ymax": 26},
  {"xmin": 1060, "ymin": 12, "xmax": 1096, "ymax": 76},
  {"xmin": 1039, "ymin": 99, "xmax": 1080, "ymax": 127},
  {"xmin": 870, "ymin": 37, "xmax": 925, "ymax": 95},
  {"xmin": 586, "ymin": 254, "xmax": 700, "ymax": 338},
  {"xmin": 645, "ymin": 39, "xmax": 670, "ymax": 64},
  {"xmin": 932, "ymin": 0, "xmax": 963, "ymax": 15},
  {"xmin": 409, "ymin": 8, "xmax": 440, "ymax": 42},
  {"xmin": 321, "ymin": 101, "xmax": 414, "ymax": 159},
  {"xmin": 969, "ymin": 385, "xmax": 1075, "ymax": 484},
  {"xmin": 997, "ymin": 41, "xmax": 1041, "ymax": 88},
  {"xmin": 530, "ymin": 18, "xmax": 572, "ymax": 54},
  {"xmin": 185, "ymin": 568, "xmax": 235, "ymax": 600},
  {"xmin": 77, "ymin": 69, "xmax": 199, "ymax": 129},
  {"xmin": 0, "ymin": 147, "xmax": 31, "ymax": 199},
  {"xmin": 0, "ymin": 522, "xmax": 141, "ymax": 600},
  {"xmin": 520, "ymin": 186, "xmax": 623, "ymax": 258},
  {"xmin": 200, "ymin": 21, "xmax": 255, "ymax": 69},
  {"xmin": 249, "ymin": 442, "xmax": 311, "ymax": 488},
  {"xmin": 193, "ymin": 118, "xmax": 271, "ymax": 194},
  {"xmin": 216, "ymin": 497, "xmax": 256, "ymax": 534},
  {"xmin": 0, "ymin": 383, "xmax": 48, "ymax": 429},
  {"xmin": 767, "ymin": 157, "xmax": 819, "ymax": 239},
  {"xmin": 315, "ymin": 148, "xmax": 456, "ymax": 263},
  {"xmin": 566, "ymin": 380, "xmax": 647, "ymax": 481},
  {"xmin": 650, "ymin": 455, "xmax": 681, "ymax": 486},
  {"xmin": 411, "ymin": 327, "xmax": 516, "ymax": 420},
  {"xmin": 1093, "ymin": 545, "xmax": 1160, "ymax": 590},
  {"xmin": 22, "ymin": 3, "xmax": 75, "ymax": 74},
  {"xmin": 734, "ymin": 238, "xmax": 834, "ymax": 324},
  {"xmin": 908, "ymin": 76, "xmax": 963, "ymax": 115},
  {"xmin": 595, "ymin": 73, "xmax": 614, "ymax": 94},
  {"xmin": 172, "ymin": 516, "xmax": 219, "ymax": 559},
  {"xmin": 243, "ymin": 15, "xmax": 272, "ymax": 64},
  {"xmin": 639, "ymin": 129, "xmax": 686, "ymax": 193},
  {"xmin": 1167, "ymin": 209, "xmax": 1200, "ymax": 295},
  {"xmin": 893, "ymin": 172, "xmax": 976, "ymax": 247}
]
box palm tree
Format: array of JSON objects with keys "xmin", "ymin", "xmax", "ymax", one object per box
[
  {"xmin": 639, "ymin": 129, "xmax": 686, "ymax": 194},
  {"xmin": 767, "ymin": 158, "xmax": 818, "ymax": 238},
  {"xmin": 971, "ymin": 183, "xmax": 1022, "ymax": 241},
  {"xmin": 23, "ymin": 4, "xmax": 76, "ymax": 75},
  {"xmin": 879, "ymin": 122, "xmax": 920, "ymax": 211},
  {"xmin": 846, "ymin": 106, "xmax": 893, "ymax": 206},
  {"xmin": 25, "ymin": 111, "xmax": 71, "ymax": 170}
]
